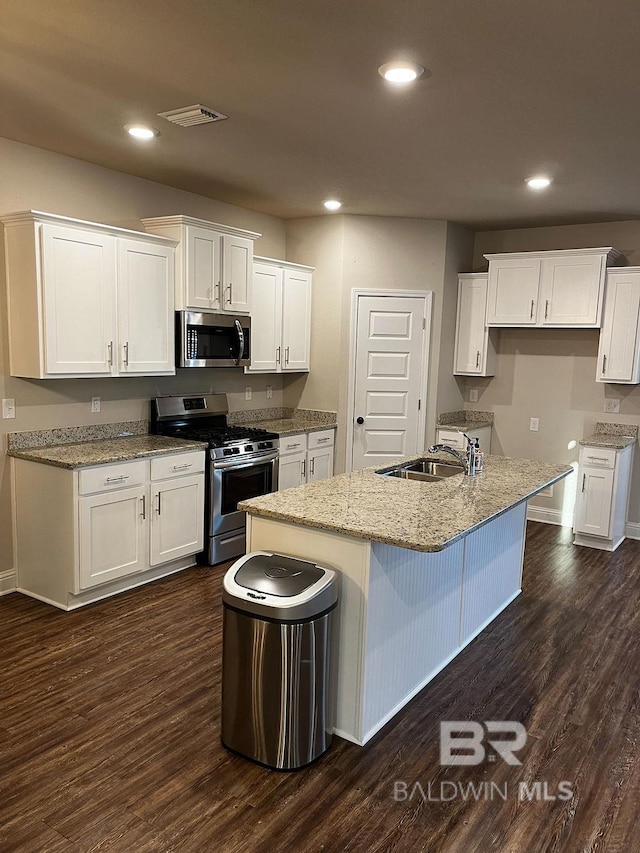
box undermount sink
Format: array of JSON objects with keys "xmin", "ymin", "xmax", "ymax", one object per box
[{"xmin": 377, "ymin": 459, "xmax": 465, "ymax": 482}]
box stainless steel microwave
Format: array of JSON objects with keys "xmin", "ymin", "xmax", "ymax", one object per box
[{"xmin": 176, "ymin": 311, "xmax": 251, "ymax": 368}]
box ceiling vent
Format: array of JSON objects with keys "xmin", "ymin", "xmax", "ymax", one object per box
[{"xmin": 157, "ymin": 104, "xmax": 228, "ymax": 127}]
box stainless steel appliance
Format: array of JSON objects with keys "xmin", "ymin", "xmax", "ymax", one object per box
[
  {"xmin": 176, "ymin": 311, "xmax": 251, "ymax": 368},
  {"xmin": 221, "ymin": 551, "xmax": 338, "ymax": 770},
  {"xmin": 151, "ymin": 394, "xmax": 278, "ymax": 564}
]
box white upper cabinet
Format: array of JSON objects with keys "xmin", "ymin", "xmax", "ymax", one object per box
[
  {"xmin": 246, "ymin": 257, "xmax": 313, "ymax": 374},
  {"xmin": 485, "ymin": 248, "xmax": 621, "ymax": 328},
  {"xmin": 597, "ymin": 268, "xmax": 640, "ymax": 384},
  {"xmin": 453, "ymin": 273, "xmax": 496, "ymax": 376},
  {"xmin": 1, "ymin": 211, "xmax": 177, "ymax": 379},
  {"xmin": 141, "ymin": 215, "xmax": 260, "ymax": 315}
]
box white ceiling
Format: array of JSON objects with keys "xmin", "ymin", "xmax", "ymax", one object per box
[{"xmin": 2, "ymin": 0, "xmax": 640, "ymax": 230}]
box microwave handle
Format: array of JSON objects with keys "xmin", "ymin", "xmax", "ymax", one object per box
[{"xmin": 234, "ymin": 319, "xmax": 244, "ymax": 365}]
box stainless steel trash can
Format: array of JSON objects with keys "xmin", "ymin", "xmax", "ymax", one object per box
[{"xmin": 221, "ymin": 551, "xmax": 338, "ymax": 770}]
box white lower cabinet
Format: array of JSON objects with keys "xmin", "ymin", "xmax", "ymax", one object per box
[
  {"xmin": 278, "ymin": 429, "xmax": 335, "ymax": 491},
  {"xmin": 573, "ymin": 444, "xmax": 634, "ymax": 551},
  {"xmin": 14, "ymin": 450, "xmax": 205, "ymax": 609},
  {"xmin": 436, "ymin": 425, "xmax": 492, "ymax": 454}
]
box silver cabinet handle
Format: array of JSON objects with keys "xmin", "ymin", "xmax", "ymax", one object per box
[
  {"xmin": 310, "ymin": 458, "xmax": 315, "ymax": 475},
  {"xmin": 216, "ymin": 282, "xmax": 222, "ymax": 304},
  {"xmin": 172, "ymin": 463, "xmax": 192, "ymax": 470},
  {"xmin": 156, "ymin": 492, "xmax": 161, "ymax": 515},
  {"xmin": 476, "ymin": 350, "xmax": 480, "ymax": 368},
  {"xmin": 226, "ymin": 284, "xmax": 232, "ymax": 304},
  {"xmin": 545, "ymin": 300, "xmax": 549, "ymax": 319},
  {"xmin": 140, "ymin": 494, "xmax": 146, "ymax": 519},
  {"xmin": 301, "ymin": 459, "xmax": 306, "ymax": 478},
  {"xmin": 285, "ymin": 346, "xmax": 290, "ymax": 365},
  {"xmin": 530, "ymin": 300, "xmax": 535, "ymax": 319},
  {"xmin": 581, "ymin": 473, "xmax": 586, "ymax": 493},
  {"xmin": 276, "ymin": 346, "xmax": 281, "ymax": 365},
  {"xmin": 123, "ymin": 341, "xmax": 129, "ymax": 366},
  {"xmin": 288, "ymin": 442, "xmax": 301, "ymax": 449},
  {"xmin": 587, "ymin": 456, "xmax": 609, "ymax": 463},
  {"xmin": 108, "ymin": 341, "xmax": 113, "ymax": 367},
  {"xmin": 602, "ymin": 354, "xmax": 607, "ymax": 375},
  {"xmin": 106, "ymin": 475, "xmax": 129, "ymax": 482},
  {"xmin": 316, "ymin": 437, "xmax": 331, "ymax": 443}
]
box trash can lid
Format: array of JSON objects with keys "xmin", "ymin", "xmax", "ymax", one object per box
[
  {"xmin": 222, "ymin": 551, "xmax": 338, "ymax": 621},
  {"xmin": 234, "ymin": 552, "xmax": 324, "ymax": 597}
]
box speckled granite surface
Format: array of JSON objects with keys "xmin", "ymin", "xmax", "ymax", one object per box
[
  {"xmin": 8, "ymin": 436, "xmax": 207, "ymax": 469},
  {"xmin": 437, "ymin": 410, "xmax": 494, "ymax": 430},
  {"xmin": 231, "ymin": 408, "xmax": 337, "ymax": 435},
  {"xmin": 7, "ymin": 420, "xmax": 148, "ymax": 450},
  {"xmin": 240, "ymin": 454, "xmax": 571, "ymax": 552},
  {"xmin": 579, "ymin": 422, "xmax": 638, "ymax": 449}
]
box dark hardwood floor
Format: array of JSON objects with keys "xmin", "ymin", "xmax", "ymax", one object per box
[{"xmin": 1, "ymin": 522, "xmax": 639, "ymax": 852}]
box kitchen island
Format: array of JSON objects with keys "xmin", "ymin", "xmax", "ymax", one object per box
[{"xmin": 240, "ymin": 453, "xmax": 571, "ymax": 746}]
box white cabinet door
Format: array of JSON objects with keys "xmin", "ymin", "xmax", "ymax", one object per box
[
  {"xmin": 282, "ymin": 268, "xmax": 312, "ymax": 371},
  {"xmin": 486, "ymin": 257, "xmax": 540, "ymax": 326},
  {"xmin": 540, "ymin": 254, "xmax": 604, "ymax": 326},
  {"xmin": 574, "ymin": 468, "xmax": 614, "ymax": 537},
  {"xmin": 597, "ymin": 271, "xmax": 640, "ymax": 383},
  {"xmin": 307, "ymin": 446, "xmax": 334, "ymax": 483},
  {"xmin": 79, "ymin": 485, "xmax": 147, "ymax": 588},
  {"xmin": 117, "ymin": 239, "xmax": 175, "ymax": 375},
  {"xmin": 185, "ymin": 225, "xmax": 221, "ymax": 310},
  {"xmin": 278, "ymin": 451, "xmax": 306, "ymax": 490},
  {"xmin": 247, "ymin": 263, "xmax": 283, "ymax": 372},
  {"xmin": 150, "ymin": 474, "xmax": 204, "ymax": 566},
  {"xmin": 41, "ymin": 223, "xmax": 117, "ymax": 375},
  {"xmin": 223, "ymin": 234, "xmax": 252, "ymax": 313},
  {"xmin": 453, "ymin": 275, "xmax": 495, "ymax": 375}
]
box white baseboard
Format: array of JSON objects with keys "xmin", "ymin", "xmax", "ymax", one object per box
[
  {"xmin": 625, "ymin": 522, "xmax": 640, "ymax": 540},
  {"xmin": 526, "ymin": 505, "xmax": 565, "ymax": 526},
  {"xmin": 0, "ymin": 570, "xmax": 17, "ymax": 595}
]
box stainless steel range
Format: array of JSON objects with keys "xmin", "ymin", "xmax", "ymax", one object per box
[{"xmin": 151, "ymin": 394, "xmax": 279, "ymax": 565}]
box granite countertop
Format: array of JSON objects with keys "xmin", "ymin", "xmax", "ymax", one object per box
[
  {"xmin": 240, "ymin": 453, "xmax": 571, "ymax": 553},
  {"xmin": 8, "ymin": 435, "xmax": 207, "ymax": 469},
  {"xmin": 437, "ymin": 410, "xmax": 494, "ymax": 430},
  {"xmin": 246, "ymin": 414, "xmax": 337, "ymax": 435},
  {"xmin": 579, "ymin": 421, "xmax": 638, "ymax": 450}
]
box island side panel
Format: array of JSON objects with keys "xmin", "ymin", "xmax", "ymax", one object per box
[
  {"xmin": 362, "ymin": 540, "xmax": 464, "ymax": 742},
  {"xmin": 246, "ymin": 515, "xmax": 373, "ymax": 744},
  {"xmin": 459, "ymin": 501, "xmax": 527, "ymax": 646}
]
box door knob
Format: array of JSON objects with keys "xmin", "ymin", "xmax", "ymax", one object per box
[{"xmin": 356, "ymin": 417, "xmax": 364, "ymax": 425}]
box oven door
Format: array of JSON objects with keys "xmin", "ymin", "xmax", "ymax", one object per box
[{"xmin": 211, "ymin": 453, "xmax": 278, "ymax": 535}]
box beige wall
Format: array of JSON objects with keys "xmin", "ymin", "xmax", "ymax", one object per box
[
  {"xmin": 0, "ymin": 137, "xmax": 288, "ymax": 576},
  {"xmin": 470, "ymin": 219, "xmax": 640, "ymax": 525},
  {"xmin": 285, "ymin": 214, "xmax": 468, "ymax": 471}
]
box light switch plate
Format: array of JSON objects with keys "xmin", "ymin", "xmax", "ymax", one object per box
[
  {"xmin": 529, "ymin": 417, "xmax": 539, "ymax": 432},
  {"xmin": 469, "ymin": 389, "xmax": 478, "ymax": 403},
  {"xmin": 604, "ymin": 399, "xmax": 620, "ymax": 413},
  {"xmin": 266, "ymin": 385, "xmax": 273, "ymax": 400},
  {"xmin": 2, "ymin": 398, "xmax": 16, "ymax": 419}
]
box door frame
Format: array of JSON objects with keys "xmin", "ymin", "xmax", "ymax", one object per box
[{"xmin": 345, "ymin": 289, "xmax": 432, "ymax": 473}]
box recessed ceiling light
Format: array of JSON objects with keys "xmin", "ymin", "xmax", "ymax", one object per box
[
  {"xmin": 378, "ymin": 61, "xmax": 426, "ymax": 84},
  {"xmin": 526, "ymin": 176, "xmax": 552, "ymax": 190},
  {"xmin": 324, "ymin": 199, "xmax": 342, "ymax": 211},
  {"xmin": 124, "ymin": 124, "xmax": 160, "ymax": 140}
]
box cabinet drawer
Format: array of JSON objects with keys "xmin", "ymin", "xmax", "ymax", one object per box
[
  {"xmin": 580, "ymin": 447, "xmax": 617, "ymax": 469},
  {"xmin": 280, "ymin": 433, "xmax": 307, "ymax": 454},
  {"xmin": 436, "ymin": 429, "xmax": 466, "ymax": 451},
  {"xmin": 150, "ymin": 451, "xmax": 206, "ymax": 481},
  {"xmin": 307, "ymin": 429, "xmax": 335, "ymax": 450},
  {"xmin": 79, "ymin": 460, "xmax": 146, "ymax": 495}
]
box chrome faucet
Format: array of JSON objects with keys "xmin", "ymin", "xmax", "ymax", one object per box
[{"xmin": 428, "ymin": 434, "xmax": 477, "ymax": 477}]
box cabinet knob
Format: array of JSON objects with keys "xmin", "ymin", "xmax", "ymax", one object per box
[{"xmin": 356, "ymin": 417, "xmax": 364, "ymax": 425}]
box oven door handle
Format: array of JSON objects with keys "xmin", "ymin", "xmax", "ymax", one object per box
[
  {"xmin": 213, "ymin": 452, "xmax": 279, "ymax": 471},
  {"xmin": 234, "ymin": 319, "xmax": 244, "ymax": 366}
]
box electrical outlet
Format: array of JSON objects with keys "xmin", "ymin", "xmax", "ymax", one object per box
[
  {"xmin": 91, "ymin": 397, "xmax": 101, "ymax": 413},
  {"xmin": 245, "ymin": 387, "xmax": 252, "ymax": 401},
  {"xmin": 2, "ymin": 398, "xmax": 16, "ymax": 419},
  {"xmin": 604, "ymin": 399, "xmax": 620, "ymax": 414},
  {"xmin": 469, "ymin": 389, "xmax": 478, "ymax": 403},
  {"xmin": 529, "ymin": 417, "xmax": 539, "ymax": 432},
  {"xmin": 266, "ymin": 385, "xmax": 273, "ymax": 400}
]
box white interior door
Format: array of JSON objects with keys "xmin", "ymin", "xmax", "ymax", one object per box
[{"xmin": 351, "ymin": 294, "xmax": 429, "ymax": 470}]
